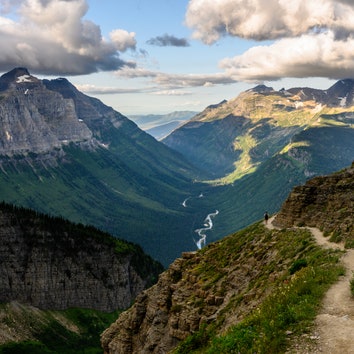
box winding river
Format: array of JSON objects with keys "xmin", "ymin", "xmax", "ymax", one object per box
[
  {"xmin": 182, "ymin": 193, "xmax": 219, "ymax": 249},
  {"xmin": 194, "ymin": 210, "xmax": 219, "ymax": 249}
]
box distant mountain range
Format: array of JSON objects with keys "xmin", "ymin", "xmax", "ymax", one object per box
[
  {"xmin": 0, "ymin": 67, "xmax": 353, "ymax": 266},
  {"xmin": 0, "ymin": 68, "xmax": 208, "ymax": 266},
  {"xmin": 129, "ymin": 111, "xmax": 198, "ymax": 140},
  {"xmin": 162, "ymin": 81, "xmax": 354, "ymax": 239}
]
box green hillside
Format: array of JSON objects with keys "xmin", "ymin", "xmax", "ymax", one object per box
[
  {"xmin": 0, "ymin": 144, "xmax": 210, "ymax": 267},
  {"xmin": 0, "ymin": 69, "xmax": 211, "ymax": 267},
  {"xmin": 0, "ymin": 304, "xmax": 119, "ymax": 354},
  {"xmin": 163, "ymin": 85, "xmax": 354, "ymax": 243},
  {"xmin": 173, "ymin": 223, "xmax": 343, "ymax": 354}
]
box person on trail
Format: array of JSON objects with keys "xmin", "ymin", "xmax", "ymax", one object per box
[{"xmin": 264, "ymin": 211, "xmax": 269, "ymax": 224}]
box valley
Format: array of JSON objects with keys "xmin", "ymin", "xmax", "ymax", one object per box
[{"xmin": 0, "ymin": 67, "xmax": 353, "ymax": 353}]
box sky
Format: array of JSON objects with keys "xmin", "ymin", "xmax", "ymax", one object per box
[{"xmin": 1, "ymin": 0, "xmax": 354, "ymax": 116}]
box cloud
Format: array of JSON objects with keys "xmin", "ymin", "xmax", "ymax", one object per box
[
  {"xmin": 152, "ymin": 90, "xmax": 192, "ymax": 96},
  {"xmin": 220, "ymin": 31, "xmax": 354, "ymax": 82},
  {"xmin": 0, "ymin": 0, "xmax": 136, "ymax": 75},
  {"xmin": 147, "ymin": 34, "xmax": 190, "ymax": 47},
  {"xmin": 185, "ymin": 0, "xmax": 354, "ymax": 43},
  {"xmin": 186, "ymin": 0, "xmax": 354, "ymax": 81},
  {"xmin": 75, "ymin": 84, "xmax": 146, "ymax": 95},
  {"xmin": 116, "ymin": 66, "xmax": 237, "ymax": 88}
]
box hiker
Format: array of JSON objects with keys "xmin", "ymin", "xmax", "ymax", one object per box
[{"xmin": 264, "ymin": 211, "xmax": 269, "ymax": 224}]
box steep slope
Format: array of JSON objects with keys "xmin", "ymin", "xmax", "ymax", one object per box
[
  {"xmin": 162, "ymin": 82, "xmax": 354, "ymax": 243},
  {"xmin": 0, "ymin": 68, "xmax": 209, "ymax": 266},
  {"xmin": 163, "ymin": 83, "xmax": 354, "ymax": 180},
  {"xmin": 0, "ymin": 202, "xmax": 163, "ymax": 312},
  {"xmin": 273, "ymin": 161, "xmax": 354, "ymax": 243},
  {"xmin": 101, "ymin": 164, "xmax": 353, "ymax": 354}
]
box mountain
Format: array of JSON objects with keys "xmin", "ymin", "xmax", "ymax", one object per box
[
  {"xmin": 0, "ymin": 201, "xmax": 163, "ymax": 353},
  {"xmin": 0, "ymin": 201, "xmax": 163, "ymax": 312},
  {"xmin": 162, "ymin": 81, "xmax": 354, "ymax": 240},
  {"xmin": 273, "ymin": 162, "xmax": 354, "ymax": 241},
  {"xmin": 163, "ymin": 82, "xmax": 354, "ymax": 179},
  {"xmin": 129, "ymin": 111, "xmax": 198, "ymax": 140},
  {"xmin": 101, "ymin": 163, "xmax": 353, "ymax": 353},
  {"xmin": 0, "ymin": 68, "xmax": 209, "ymax": 266}
]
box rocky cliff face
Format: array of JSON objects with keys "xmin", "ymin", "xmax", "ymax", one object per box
[
  {"xmin": 0, "ymin": 68, "xmax": 93, "ymax": 155},
  {"xmin": 273, "ymin": 162, "xmax": 354, "ymax": 243},
  {"xmin": 0, "ymin": 203, "xmax": 163, "ymax": 312}
]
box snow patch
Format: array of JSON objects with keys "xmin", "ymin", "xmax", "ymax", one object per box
[
  {"xmin": 294, "ymin": 101, "xmax": 304, "ymax": 109},
  {"xmin": 5, "ymin": 131, "xmax": 12, "ymax": 141},
  {"xmin": 312, "ymin": 104, "xmax": 323, "ymax": 113},
  {"xmin": 16, "ymin": 75, "xmax": 32, "ymax": 83},
  {"xmin": 338, "ymin": 95, "xmax": 347, "ymax": 107}
]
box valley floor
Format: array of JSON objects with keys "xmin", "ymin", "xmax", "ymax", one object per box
[{"xmin": 267, "ymin": 216, "xmax": 354, "ymax": 353}]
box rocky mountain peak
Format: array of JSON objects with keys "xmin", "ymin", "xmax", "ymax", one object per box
[
  {"xmin": 0, "ymin": 67, "xmax": 40, "ymax": 91},
  {"xmin": 0, "ymin": 67, "xmax": 93, "ymax": 155},
  {"xmin": 326, "ymin": 79, "xmax": 354, "ymax": 106},
  {"xmin": 248, "ymin": 84, "xmax": 274, "ymax": 93}
]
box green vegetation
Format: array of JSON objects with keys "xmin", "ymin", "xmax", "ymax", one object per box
[
  {"xmin": 0, "ymin": 143, "xmax": 207, "ymax": 266},
  {"xmin": 0, "ymin": 201, "xmax": 163, "ymax": 282},
  {"xmin": 173, "ymin": 223, "xmax": 344, "ymax": 354},
  {"xmin": 0, "ymin": 307, "xmax": 119, "ymax": 354}
]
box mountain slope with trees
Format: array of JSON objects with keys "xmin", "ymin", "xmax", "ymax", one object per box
[
  {"xmin": 162, "ymin": 82, "xmax": 354, "ymax": 240},
  {"xmin": 102, "ymin": 163, "xmax": 353, "ymax": 354},
  {"xmin": 0, "ymin": 68, "xmax": 209, "ymax": 266}
]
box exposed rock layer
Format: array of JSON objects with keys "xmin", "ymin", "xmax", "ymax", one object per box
[
  {"xmin": 0, "ymin": 203, "xmax": 163, "ymax": 312},
  {"xmin": 0, "ymin": 68, "xmax": 93, "ymax": 155},
  {"xmin": 274, "ymin": 162, "xmax": 354, "ymax": 242}
]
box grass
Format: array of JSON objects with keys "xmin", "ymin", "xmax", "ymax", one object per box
[
  {"xmin": 173, "ymin": 223, "xmax": 344, "ymax": 354},
  {"xmin": 0, "ymin": 307, "xmax": 120, "ymax": 354}
]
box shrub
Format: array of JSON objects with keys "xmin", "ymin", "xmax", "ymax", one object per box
[{"xmin": 289, "ymin": 259, "xmax": 308, "ymax": 275}]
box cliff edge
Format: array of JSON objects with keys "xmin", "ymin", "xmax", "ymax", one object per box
[
  {"xmin": 273, "ymin": 162, "xmax": 354, "ymax": 244},
  {"xmin": 0, "ymin": 203, "xmax": 163, "ymax": 312}
]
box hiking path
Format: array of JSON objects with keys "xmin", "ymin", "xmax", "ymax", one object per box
[{"xmin": 266, "ymin": 216, "xmax": 354, "ymax": 354}]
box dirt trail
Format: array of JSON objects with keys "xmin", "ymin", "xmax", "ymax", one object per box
[{"xmin": 266, "ymin": 217, "xmax": 354, "ymax": 354}]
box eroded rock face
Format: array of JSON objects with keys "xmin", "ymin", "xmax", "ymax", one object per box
[
  {"xmin": 273, "ymin": 162, "xmax": 354, "ymax": 240},
  {"xmin": 0, "ymin": 68, "xmax": 93, "ymax": 155},
  {"xmin": 101, "ymin": 238, "xmax": 286, "ymax": 354},
  {"xmin": 101, "ymin": 254, "xmax": 205, "ymax": 354},
  {"xmin": 0, "ymin": 205, "xmax": 162, "ymax": 312}
]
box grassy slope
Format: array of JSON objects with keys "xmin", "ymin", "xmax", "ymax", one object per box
[
  {"xmin": 199, "ymin": 121, "xmax": 354, "ymax": 243},
  {"xmin": 0, "ymin": 144, "xmax": 210, "ymax": 267},
  {"xmin": 0, "ymin": 304, "xmax": 119, "ymax": 354},
  {"xmin": 172, "ymin": 222, "xmax": 344, "ymax": 354}
]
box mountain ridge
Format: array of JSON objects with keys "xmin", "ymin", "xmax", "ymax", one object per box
[
  {"xmin": 0, "ymin": 68, "xmax": 209, "ymax": 266},
  {"xmin": 0, "ymin": 201, "xmax": 163, "ymax": 312},
  {"xmin": 101, "ymin": 163, "xmax": 353, "ymax": 353}
]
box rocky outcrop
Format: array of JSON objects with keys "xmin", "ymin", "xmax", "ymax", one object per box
[
  {"xmin": 273, "ymin": 162, "xmax": 354, "ymax": 243},
  {"xmin": 101, "ymin": 229, "xmax": 296, "ymax": 353},
  {"xmin": 0, "ymin": 203, "xmax": 163, "ymax": 312}
]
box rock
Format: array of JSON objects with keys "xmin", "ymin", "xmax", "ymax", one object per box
[
  {"xmin": 0, "ymin": 204, "xmax": 162, "ymax": 312},
  {"xmin": 273, "ymin": 162, "xmax": 354, "ymax": 242},
  {"xmin": 0, "ymin": 68, "xmax": 93, "ymax": 155}
]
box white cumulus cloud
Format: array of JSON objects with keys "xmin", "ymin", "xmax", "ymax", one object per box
[
  {"xmin": 186, "ymin": 0, "xmax": 354, "ymax": 81},
  {"xmin": 0, "ymin": 0, "xmax": 136, "ymax": 75}
]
